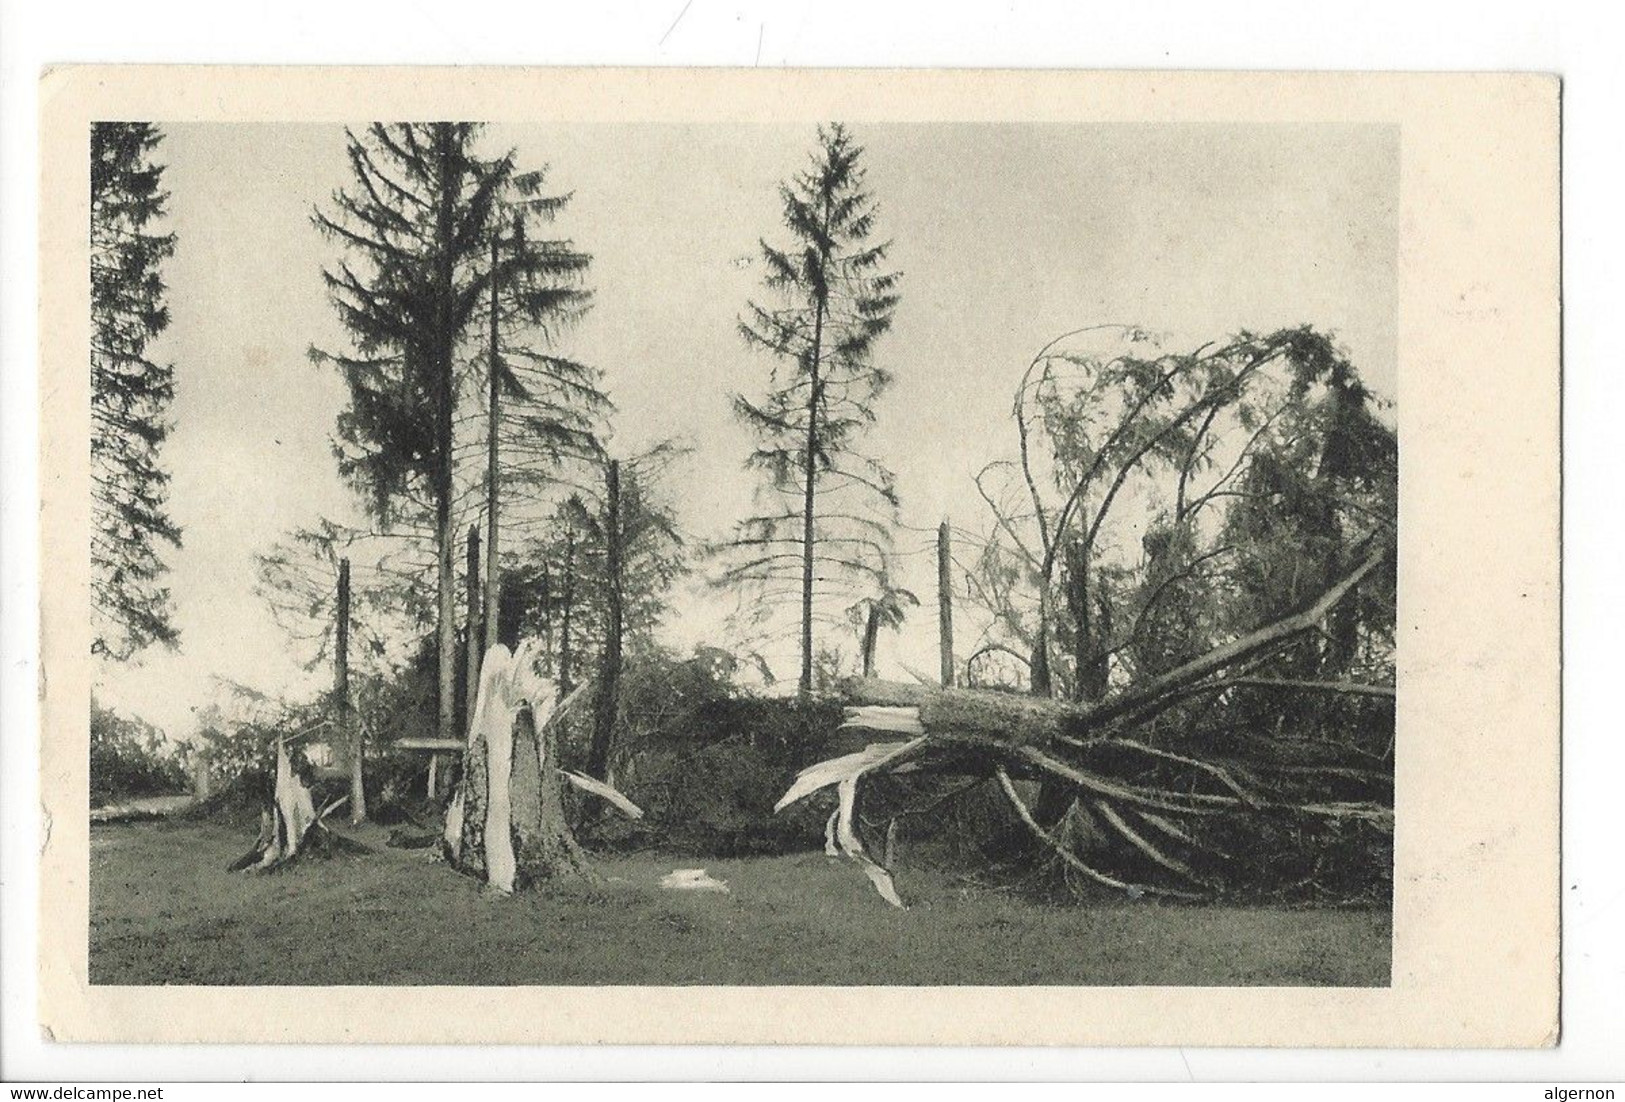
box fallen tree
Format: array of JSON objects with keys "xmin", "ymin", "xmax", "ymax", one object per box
[{"xmin": 778, "ymin": 545, "xmax": 1395, "ymax": 906}]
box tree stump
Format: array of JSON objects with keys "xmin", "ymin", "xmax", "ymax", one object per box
[
  {"xmin": 228, "ymin": 735, "xmax": 368, "ymax": 872},
  {"xmin": 442, "ymin": 641, "xmax": 591, "ymax": 893}
]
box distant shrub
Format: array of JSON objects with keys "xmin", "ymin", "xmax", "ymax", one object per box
[
  {"xmin": 90, "ymin": 697, "xmax": 188, "ymax": 807},
  {"xmin": 565, "ymin": 645, "xmax": 846, "ymax": 855}
]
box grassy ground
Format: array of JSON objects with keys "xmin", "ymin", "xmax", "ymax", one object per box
[{"xmin": 90, "ymin": 819, "xmax": 1390, "ymax": 986}]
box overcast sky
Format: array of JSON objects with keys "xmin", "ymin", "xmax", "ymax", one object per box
[{"xmin": 94, "ymin": 121, "xmax": 1398, "ymax": 738}]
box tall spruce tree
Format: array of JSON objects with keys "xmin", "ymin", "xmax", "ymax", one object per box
[
  {"xmin": 90, "ymin": 122, "xmax": 182, "ymax": 659},
  {"xmin": 717, "ymin": 123, "xmax": 903, "ymax": 697},
  {"xmin": 312, "ymin": 123, "xmax": 590, "ymax": 741}
]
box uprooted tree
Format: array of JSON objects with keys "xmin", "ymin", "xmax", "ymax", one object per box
[{"xmin": 781, "ymin": 325, "xmax": 1397, "ymax": 905}]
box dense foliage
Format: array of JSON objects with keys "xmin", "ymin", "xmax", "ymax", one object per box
[
  {"xmin": 90, "ymin": 122, "xmax": 181, "ymax": 659},
  {"xmin": 555, "ymin": 645, "xmax": 846, "ymax": 854},
  {"xmin": 311, "ymin": 123, "xmax": 595, "ymax": 741}
]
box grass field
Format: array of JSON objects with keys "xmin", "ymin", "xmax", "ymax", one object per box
[{"xmin": 89, "ymin": 820, "xmax": 1390, "ymax": 986}]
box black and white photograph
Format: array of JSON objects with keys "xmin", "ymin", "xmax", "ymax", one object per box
[
  {"xmin": 85, "ymin": 112, "xmax": 1401, "ymax": 987},
  {"xmin": 26, "ymin": 64, "xmax": 1562, "ymax": 1054}
]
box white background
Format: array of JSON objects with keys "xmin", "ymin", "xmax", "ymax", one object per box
[{"xmin": 2, "ymin": 0, "xmax": 1619, "ymax": 1084}]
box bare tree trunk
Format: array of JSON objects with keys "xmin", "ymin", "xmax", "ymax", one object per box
[
  {"xmin": 484, "ymin": 230, "xmax": 502, "ymax": 654},
  {"xmin": 558, "ymin": 533, "xmax": 576, "ymax": 695},
  {"xmin": 1030, "ymin": 604, "xmax": 1054, "ymax": 698},
  {"xmin": 1065, "ymin": 539, "xmax": 1088, "ymax": 702},
  {"xmin": 537, "ymin": 565, "xmax": 551, "ymax": 671},
  {"xmin": 1032, "ymin": 566, "xmax": 1077, "ymax": 839},
  {"xmin": 799, "ymin": 305, "xmax": 826, "ymax": 699},
  {"xmin": 192, "ymin": 752, "xmax": 212, "ymax": 802},
  {"xmin": 587, "ymin": 459, "xmax": 623, "ymax": 781},
  {"xmin": 464, "ymin": 524, "xmax": 481, "ymax": 739},
  {"xmin": 432, "ymin": 124, "xmax": 459, "ymax": 746},
  {"xmin": 860, "ymin": 605, "xmax": 881, "ymax": 678},
  {"xmin": 938, "ymin": 519, "xmax": 955, "ymax": 687},
  {"xmin": 1066, "ymin": 538, "xmax": 1111, "ymax": 702},
  {"xmin": 1086, "ymin": 589, "xmax": 1113, "ymax": 701},
  {"xmin": 435, "ymin": 481, "xmax": 457, "ymax": 743},
  {"xmin": 797, "ymin": 194, "xmax": 834, "ymax": 700},
  {"xmin": 335, "ymin": 558, "xmax": 364, "ymax": 823}
]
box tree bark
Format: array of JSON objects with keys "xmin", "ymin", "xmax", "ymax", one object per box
[
  {"xmin": 535, "ymin": 565, "xmax": 550, "ymax": 662},
  {"xmin": 799, "ymin": 304, "xmax": 826, "ymax": 699},
  {"xmin": 558, "ymin": 534, "xmax": 576, "ymax": 694},
  {"xmin": 484, "ymin": 230, "xmax": 502, "ymax": 654},
  {"xmin": 860, "ymin": 605, "xmax": 881, "ymax": 679},
  {"xmin": 587, "ymin": 459, "xmax": 623, "ymax": 781},
  {"xmin": 937, "ymin": 520, "xmax": 955, "ymax": 687},
  {"xmin": 432, "ymin": 124, "xmax": 459, "ymax": 746},
  {"xmin": 446, "ymin": 647, "xmax": 591, "ymax": 892},
  {"xmin": 464, "ymin": 524, "xmax": 481, "ymax": 739},
  {"xmin": 1029, "ymin": 606, "xmax": 1053, "ymax": 698},
  {"xmin": 334, "ymin": 558, "xmax": 364, "ymax": 823},
  {"xmin": 1065, "ymin": 538, "xmax": 1095, "ymax": 702},
  {"xmin": 797, "ymin": 192, "xmax": 834, "ymax": 700},
  {"xmin": 513, "ymin": 699, "xmax": 590, "ymax": 881}
]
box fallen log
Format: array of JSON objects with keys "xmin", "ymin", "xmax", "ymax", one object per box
[
  {"xmin": 840, "ymin": 544, "xmax": 1393, "ymax": 747},
  {"xmin": 838, "ymin": 681, "xmax": 1087, "ymax": 746}
]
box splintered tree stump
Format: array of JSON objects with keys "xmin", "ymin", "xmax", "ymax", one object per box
[
  {"xmin": 442, "ymin": 641, "xmax": 625, "ymax": 894},
  {"xmin": 229, "ymin": 735, "xmax": 368, "ymax": 872},
  {"xmin": 510, "ymin": 704, "xmax": 590, "ymax": 880}
]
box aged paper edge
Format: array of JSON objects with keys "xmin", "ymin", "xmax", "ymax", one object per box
[{"xmin": 37, "ymin": 66, "xmax": 1560, "ymax": 1047}]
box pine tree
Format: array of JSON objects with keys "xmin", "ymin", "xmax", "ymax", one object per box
[
  {"xmin": 716, "ymin": 124, "xmax": 903, "ymax": 697},
  {"xmin": 475, "ymin": 212, "xmax": 608, "ymax": 657},
  {"xmin": 90, "ymin": 122, "xmax": 182, "ymax": 659},
  {"xmin": 312, "ymin": 123, "xmax": 590, "ymax": 742}
]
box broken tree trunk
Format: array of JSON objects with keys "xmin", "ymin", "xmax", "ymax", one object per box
[
  {"xmin": 442, "ymin": 640, "xmax": 641, "ymax": 895},
  {"xmin": 228, "ymin": 735, "xmax": 369, "ymax": 872},
  {"xmin": 776, "ymin": 737, "xmax": 922, "ymax": 908},
  {"xmin": 841, "ymin": 544, "xmax": 1392, "ymax": 746}
]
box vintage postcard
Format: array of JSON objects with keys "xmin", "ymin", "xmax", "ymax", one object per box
[{"xmin": 38, "ymin": 66, "xmax": 1559, "ymax": 1045}]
